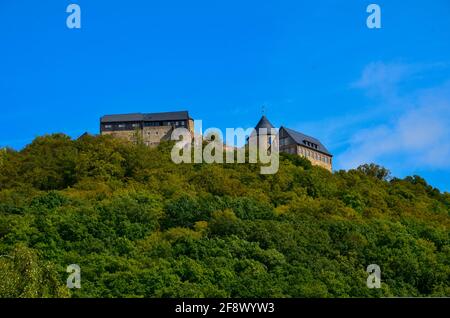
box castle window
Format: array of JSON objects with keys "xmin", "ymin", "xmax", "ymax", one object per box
[{"xmin": 104, "ymin": 124, "xmax": 112, "ymax": 129}]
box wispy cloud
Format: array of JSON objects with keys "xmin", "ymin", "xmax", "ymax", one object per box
[
  {"xmin": 335, "ymin": 62, "xmax": 450, "ymax": 172},
  {"xmin": 351, "ymin": 61, "xmax": 414, "ymax": 100},
  {"xmin": 351, "ymin": 61, "xmax": 448, "ymax": 99},
  {"xmin": 336, "ymin": 92, "xmax": 450, "ymax": 170}
]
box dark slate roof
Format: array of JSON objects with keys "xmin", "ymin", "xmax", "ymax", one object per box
[
  {"xmin": 101, "ymin": 113, "xmax": 144, "ymax": 123},
  {"xmin": 101, "ymin": 111, "xmax": 191, "ymax": 123},
  {"xmin": 254, "ymin": 115, "xmax": 275, "ymax": 130},
  {"xmin": 281, "ymin": 126, "xmax": 332, "ymax": 156},
  {"xmin": 144, "ymin": 111, "xmax": 191, "ymax": 121}
]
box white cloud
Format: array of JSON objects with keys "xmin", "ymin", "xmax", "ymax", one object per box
[
  {"xmin": 336, "ymin": 99, "xmax": 450, "ymax": 170},
  {"xmin": 351, "ymin": 61, "xmax": 448, "ymax": 100},
  {"xmin": 336, "ymin": 61, "xmax": 450, "ymax": 171}
]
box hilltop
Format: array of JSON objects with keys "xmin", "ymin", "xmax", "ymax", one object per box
[{"xmin": 0, "ymin": 133, "xmax": 449, "ymax": 297}]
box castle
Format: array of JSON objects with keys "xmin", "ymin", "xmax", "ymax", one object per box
[
  {"xmin": 100, "ymin": 111, "xmax": 194, "ymax": 147},
  {"xmin": 100, "ymin": 111, "xmax": 332, "ymax": 171}
]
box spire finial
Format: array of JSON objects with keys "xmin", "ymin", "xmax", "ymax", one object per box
[{"xmin": 262, "ymin": 105, "xmax": 266, "ymax": 116}]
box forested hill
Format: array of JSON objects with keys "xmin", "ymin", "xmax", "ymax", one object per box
[{"xmin": 0, "ymin": 133, "xmax": 449, "ymax": 297}]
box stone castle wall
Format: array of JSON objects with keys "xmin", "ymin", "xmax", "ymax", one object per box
[
  {"xmin": 296, "ymin": 145, "xmax": 332, "ymax": 171},
  {"xmin": 101, "ymin": 130, "xmax": 136, "ymax": 142},
  {"xmin": 101, "ymin": 123, "xmax": 194, "ymax": 147},
  {"xmin": 142, "ymin": 126, "xmax": 174, "ymax": 147}
]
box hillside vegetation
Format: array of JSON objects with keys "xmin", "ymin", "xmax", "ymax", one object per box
[{"xmin": 0, "ymin": 133, "xmax": 449, "ymax": 297}]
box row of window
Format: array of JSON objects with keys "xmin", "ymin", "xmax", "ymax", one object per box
[
  {"xmin": 303, "ymin": 140, "xmax": 319, "ymax": 150},
  {"xmin": 145, "ymin": 121, "xmax": 187, "ymax": 127},
  {"xmin": 103, "ymin": 123, "xmax": 139, "ymax": 130},
  {"xmin": 102, "ymin": 120, "xmax": 187, "ymax": 130},
  {"xmin": 283, "ymin": 146, "xmax": 330, "ymax": 164},
  {"xmin": 280, "ymin": 138, "xmax": 321, "ymax": 153},
  {"xmin": 165, "ymin": 121, "xmax": 186, "ymax": 127},
  {"xmin": 298, "ymin": 147, "xmax": 331, "ymax": 164}
]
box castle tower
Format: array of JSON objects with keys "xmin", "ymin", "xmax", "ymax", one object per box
[{"xmin": 251, "ymin": 115, "xmax": 277, "ymax": 150}]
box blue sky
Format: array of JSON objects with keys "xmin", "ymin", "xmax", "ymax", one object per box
[{"xmin": 1, "ymin": 1, "xmax": 450, "ymax": 192}]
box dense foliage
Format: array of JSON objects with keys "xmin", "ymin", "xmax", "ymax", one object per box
[{"xmin": 0, "ymin": 134, "xmax": 449, "ymax": 297}]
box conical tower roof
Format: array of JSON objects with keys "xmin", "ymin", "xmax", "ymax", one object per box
[{"xmin": 255, "ymin": 115, "xmax": 274, "ymax": 130}]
